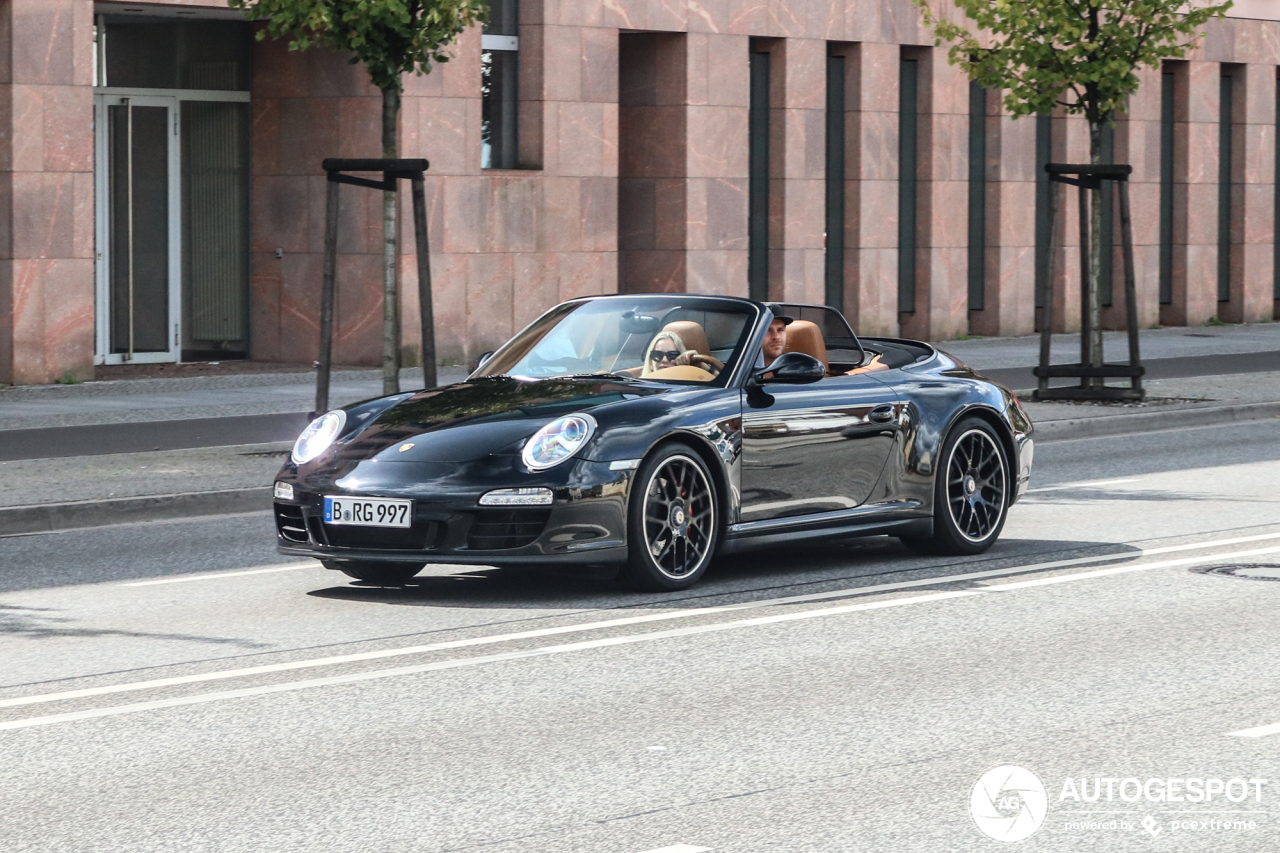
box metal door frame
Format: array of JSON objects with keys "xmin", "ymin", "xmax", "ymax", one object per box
[{"xmin": 94, "ymin": 92, "xmax": 182, "ymax": 365}]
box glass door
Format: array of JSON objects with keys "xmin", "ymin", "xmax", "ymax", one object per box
[{"xmin": 95, "ymin": 94, "xmax": 181, "ymax": 364}]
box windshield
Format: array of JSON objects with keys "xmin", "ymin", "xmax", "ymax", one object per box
[{"xmin": 473, "ymin": 297, "xmax": 758, "ymax": 386}]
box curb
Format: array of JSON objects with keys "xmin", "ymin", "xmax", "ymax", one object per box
[
  {"xmin": 1034, "ymin": 399, "xmax": 1280, "ymax": 441},
  {"xmin": 0, "ymin": 487, "xmax": 271, "ymax": 537}
]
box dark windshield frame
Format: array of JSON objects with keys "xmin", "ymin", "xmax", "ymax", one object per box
[{"xmin": 471, "ymin": 294, "xmax": 764, "ymax": 388}]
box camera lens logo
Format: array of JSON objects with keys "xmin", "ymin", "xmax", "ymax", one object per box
[{"xmin": 970, "ymin": 765, "xmax": 1048, "ymax": 843}]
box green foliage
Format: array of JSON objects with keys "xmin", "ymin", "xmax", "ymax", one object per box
[
  {"xmin": 53, "ymin": 371, "xmax": 83, "ymax": 385},
  {"xmin": 1204, "ymin": 315, "xmax": 1232, "ymax": 326},
  {"xmin": 229, "ymin": 0, "xmax": 487, "ymax": 91},
  {"xmin": 914, "ymin": 0, "xmax": 1233, "ymax": 125}
]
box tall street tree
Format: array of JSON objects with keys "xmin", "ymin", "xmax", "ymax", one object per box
[
  {"xmin": 914, "ymin": 0, "xmax": 1232, "ymax": 380},
  {"xmin": 231, "ymin": 0, "xmax": 487, "ymax": 393}
]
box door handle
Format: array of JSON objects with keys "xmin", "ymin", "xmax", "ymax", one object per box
[{"xmin": 868, "ymin": 404, "xmax": 896, "ymax": 424}]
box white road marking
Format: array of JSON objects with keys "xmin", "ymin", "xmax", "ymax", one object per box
[
  {"xmin": 4, "ymin": 531, "xmax": 1280, "ymax": 713},
  {"xmin": 124, "ymin": 564, "xmax": 311, "ymax": 586},
  {"xmin": 637, "ymin": 846, "xmax": 711, "ymax": 853},
  {"xmin": 2, "ymin": 541, "xmax": 1280, "ymax": 731},
  {"xmin": 1225, "ymin": 721, "xmax": 1280, "ymax": 738},
  {"xmin": 1026, "ymin": 477, "xmax": 1141, "ymax": 493}
]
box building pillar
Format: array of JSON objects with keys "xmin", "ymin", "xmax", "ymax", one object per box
[
  {"xmin": 774, "ymin": 38, "xmax": 826, "ymax": 306},
  {"xmin": 912, "ymin": 50, "xmax": 968, "ymax": 342},
  {"xmin": 0, "ymin": 0, "xmax": 96, "ymax": 386},
  {"xmin": 845, "ymin": 41, "xmax": 899, "ymax": 337},
  {"xmin": 683, "ymin": 32, "xmax": 750, "ymax": 298},
  {"xmin": 1224, "ymin": 61, "xmax": 1275, "ymax": 323},
  {"xmin": 1164, "ymin": 60, "xmax": 1221, "ymax": 326},
  {"xmin": 976, "ymin": 100, "xmax": 1037, "ymax": 337}
]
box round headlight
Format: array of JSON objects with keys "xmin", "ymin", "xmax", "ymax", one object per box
[
  {"xmin": 292, "ymin": 410, "xmax": 347, "ymax": 465},
  {"xmin": 522, "ymin": 413, "xmax": 597, "ymax": 472}
]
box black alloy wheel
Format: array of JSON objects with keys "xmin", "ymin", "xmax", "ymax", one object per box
[
  {"xmin": 901, "ymin": 417, "xmax": 1009, "ymax": 556},
  {"xmin": 322, "ymin": 559, "xmax": 426, "ymax": 585},
  {"xmin": 621, "ymin": 445, "xmax": 719, "ymax": 591}
]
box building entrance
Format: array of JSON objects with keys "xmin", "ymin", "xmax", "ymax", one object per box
[{"xmin": 93, "ymin": 12, "xmax": 252, "ymax": 365}]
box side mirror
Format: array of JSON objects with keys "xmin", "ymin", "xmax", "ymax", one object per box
[
  {"xmin": 752, "ymin": 352, "xmax": 825, "ymax": 385},
  {"xmin": 473, "ymin": 351, "xmax": 495, "ymax": 372}
]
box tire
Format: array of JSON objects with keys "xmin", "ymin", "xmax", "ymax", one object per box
[
  {"xmin": 620, "ymin": 444, "xmax": 720, "ymax": 591},
  {"xmin": 321, "ymin": 559, "xmax": 425, "ymax": 584},
  {"xmin": 900, "ymin": 417, "xmax": 1010, "ymax": 556}
]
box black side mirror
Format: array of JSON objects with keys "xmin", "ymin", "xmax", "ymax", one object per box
[
  {"xmin": 473, "ymin": 351, "xmax": 495, "ymax": 372},
  {"xmin": 752, "ymin": 352, "xmax": 825, "ymax": 385}
]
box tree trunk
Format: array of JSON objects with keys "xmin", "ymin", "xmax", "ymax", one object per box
[
  {"xmin": 1087, "ymin": 119, "xmax": 1105, "ymax": 387},
  {"xmin": 381, "ymin": 85, "xmax": 401, "ymax": 396}
]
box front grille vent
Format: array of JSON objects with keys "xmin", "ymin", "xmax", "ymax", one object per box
[
  {"xmin": 324, "ymin": 523, "xmax": 434, "ymax": 552},
  {"xmin": 275, "ymin": 502, "xmax": 308, "ymax": 544},
  {"xmin": 468, "ymin": 509, "xmax": 552, "ymax": 551}
]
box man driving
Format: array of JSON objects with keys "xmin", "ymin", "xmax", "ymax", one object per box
[{"xmin": 762, "ymin": 304, "xmax": 888, "ymax": 376}]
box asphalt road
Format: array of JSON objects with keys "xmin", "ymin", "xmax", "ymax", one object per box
[{"xmin": 2, "ymin": 420, "xmax": 1280, "ymax": 852}]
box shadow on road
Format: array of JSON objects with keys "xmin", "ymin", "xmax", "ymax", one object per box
[{"xmin": 305, "ymin": 536, "xmax": 1142, "ymax": 610}]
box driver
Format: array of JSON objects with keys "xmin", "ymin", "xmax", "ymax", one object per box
[{"xmin": 642, "ymin": 331, "xmax": 719, "ymax": 378}]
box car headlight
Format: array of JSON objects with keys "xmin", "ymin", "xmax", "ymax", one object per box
[
  {"xmin": 522, "ymin": 413, "xmax": 596, "ymax": 472},
  {"xmin": 292, "ymin": 410, "xmax": 347, "ymax": 465}
]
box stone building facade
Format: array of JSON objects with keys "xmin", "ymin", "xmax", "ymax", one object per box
[{"xmin": 1, "ymin": 0, "xmax": 1278, "ymax": 384}]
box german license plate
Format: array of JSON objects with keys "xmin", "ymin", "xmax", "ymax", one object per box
[{"xmin": 324, "ymin": 496, "xmax": 413, "ymax": 528}]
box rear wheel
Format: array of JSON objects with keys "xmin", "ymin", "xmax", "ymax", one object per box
[
  {"xmin": 321, "ymin": 560, "xmax": 425, "ymax": 584},
  {"xmin": 620, "ymin": 445, "xmax": 719, "ymax": 591},
  {"xmin": 901, "ymin": 417, "xmax": 1009, "ymax": 556}
]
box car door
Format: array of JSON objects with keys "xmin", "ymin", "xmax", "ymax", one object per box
[{"xmin": 738, "ymin": 373, "xmax": 903, "ymax": 524}]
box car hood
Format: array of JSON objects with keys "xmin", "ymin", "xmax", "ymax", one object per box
[{"xmin": 332, "ymin": 376, "xmax": 667, "ymax": 463}]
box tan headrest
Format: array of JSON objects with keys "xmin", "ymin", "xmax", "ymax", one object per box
[
  {"xmin": 783, "ymin": 320, "xmax": 828, "ymax": 370},
  {"xmin": 661, "ymin": 321, "xmax": 711, "ymax": 357}
]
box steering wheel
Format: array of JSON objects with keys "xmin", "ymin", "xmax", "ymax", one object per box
[{"xmin": 689, "ymin": 354, "xmax": 725, "ymax": 372}]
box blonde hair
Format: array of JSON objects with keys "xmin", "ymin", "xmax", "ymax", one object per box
[{"xmin": 642, "ymin": 331, "xmax": 686, "ymax": 375}]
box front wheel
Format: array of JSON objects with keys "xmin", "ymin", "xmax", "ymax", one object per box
[
  {"xmin": 322, "ymin": 560, "xmax": 425, "ymax": 584},
  {"xmin": 901, "ymin": 417, "xmax": 1010, "ymax": 556},
  {"xmin": 620, "ymin": 445, "xmax": 719, "ymax": 591}
]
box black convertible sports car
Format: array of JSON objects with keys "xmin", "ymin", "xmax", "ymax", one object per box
[{"xmin": 273, "ymin": 294, "xmax": 1034, "ymax": 591}]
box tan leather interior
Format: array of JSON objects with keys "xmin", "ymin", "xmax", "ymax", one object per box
[
  {"xmin": 783, "ymin": 320, "xmax": 829, "ymax": 371},
  {"xmin": 642, "ymin": 365, "xmax": 716, "ymax": 382},
  {"xmin": 660, "ymin": 320, "xmax": 711, "ymax": 357}
]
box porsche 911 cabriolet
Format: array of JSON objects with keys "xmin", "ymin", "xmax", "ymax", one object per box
[{"xmin": 273, "ymin": 294, "xmax": 1034, "ymax": 590}]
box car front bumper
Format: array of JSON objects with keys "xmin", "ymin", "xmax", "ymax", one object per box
[{"xmin": 273, "ymin": 458, "xmax": 632, "ymax": 566}]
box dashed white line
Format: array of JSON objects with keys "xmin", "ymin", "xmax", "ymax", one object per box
[
  {"xmin": 1026, "ymin": 477, "xmax": 1141, "ymax": 493},
  {"xmin": 2, "ymin": 540, "xmax": 1280, "ymax": 731},
  {"xmin": 125, "ymin": 564, "xmax": 311, "ymax": 586},
  {"xmin": 1226, "ymin": 721, "xmax": 1280, "ymax": 738},
  {"xmin": 638, "ymin": 846, "xmax": 712, "ymax": 853}
]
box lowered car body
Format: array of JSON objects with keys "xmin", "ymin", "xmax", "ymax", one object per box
[{"xmin": 274, "ymin": 294, "xmax": 1034, "ymax": 590}]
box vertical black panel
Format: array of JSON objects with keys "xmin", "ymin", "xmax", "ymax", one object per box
[
  {"xmin": 1099, "ymin": 122, "xmax": 1116, "ymax": 307},
  {"xmin": 1160, "ymin": 71, "xmax": 1175, "ymax": 305},
  {"xmin": 967, "ymin": 81, "xmax": 986, "ymax": 313},
  {"xmin": 749, "ymin": 47, "xmax": 771, "ymax": 302},
  {"xmin": 1034, "ymin": 114, "xmax": 1053, "ymax": 310},
  {"xmin": 898, "ymin": 58, "xmax": 918, "ymax": 315},
  {"xmin": 825, "ymin": 54, "xmax": 846, "ymax": 311},
  {"xmin": 1219, "ymin": 72, "xmax": 1233, "ymax": 304}
]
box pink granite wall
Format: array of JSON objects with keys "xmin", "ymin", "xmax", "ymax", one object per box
[
  {"xmin": 5, "ymin": 1, "xmax": 1280, "ymax": 384},
  {"xmin": 0, "ymin": 0, "xmax": 95, "ymax": 386}
]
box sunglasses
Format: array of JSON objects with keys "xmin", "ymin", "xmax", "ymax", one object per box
[{"xmin": 650, "ymin": 349, "xmax": 682, "ymax": 362}]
